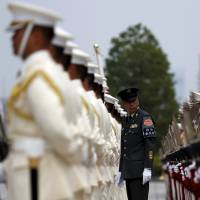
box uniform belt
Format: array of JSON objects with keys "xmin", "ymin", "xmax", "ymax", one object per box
[{"xmin": 12, "ymin": 137, "xmax": 47, "ymax": 158}]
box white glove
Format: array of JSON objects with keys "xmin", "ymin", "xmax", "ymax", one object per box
[
  {"xmin": 115, "ymin": 171, "xmax": 124, "ymax": 187},
  {"xmin": 143, "ymin": 168, "xmax": 152, "ymax": 185}
]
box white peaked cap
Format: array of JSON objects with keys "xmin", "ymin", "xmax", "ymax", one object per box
[
  {"xmin": 114, "ymin": 102, "xmax": 121, "ymax": 109},
  {"xmin": 71, "ymin": 48, "xmax": 91, "ymax": 66},
  {"xmin": 117, "ymin": 105, "xmax": 122, "ymax": 111},
  {"xmin": 94, "ymin": 73, "xmax": 103, "ymax": 85},
  {"xmin": 87, "ymin": 62, "xmax": 99, "ymax": 74},
  {"xmin": 104, "ymin": 94, "xmax": 118, "ymax": 104},
  {"xmin": 118, "ymin": 107, "xmax": 123, "ymax": 112},
  {"xmin": 64, "ymin": 41, "xmax": 79, "ymax": 55},
  {"xmin": 51, "ymin": 26, "xmax": 73, "ymax": 47},
  {"xmin": 8, "ymin": 1, "xmax": 61, "ymax": 29},
  {"xmin": 190, "ymin": 91, "xmax": 200, "ymax": 102},
  {"xmin": 118, "ymin": 108, "xmax": 124, "ymax": 116},
  {"xmin": 118, "ymin": 108, "xmax": 126, "ymax": 116},
  {"xmin": 120, "ymin": 111, "xmax": 127, "ymax": 117}
]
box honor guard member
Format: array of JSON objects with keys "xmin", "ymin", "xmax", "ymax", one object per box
[
  {"xmin": 93, "ymin": 74, "xmax": 114, "ymax": 183},
  {"xmin": 104, "ymin": 94, "xmax": 120, "ymax": 166},
  {"xmin": 64, "ymin": 47, "xmax": 96, "ymax": 199},
  {"xmin": 116, "ymin": 88, "xmax": 156, "ymax": 200},
  {"xmin": 6, "ymin": 2, "xmax": 78, "ymax": 200},
  {"xmin": 83, "ymin": 64, "xmax": 110, "ymax": 193},
  {"xmin": 104, "ymin": 95, "xmax": 127, "ymax": 200},
  {"xmin": 82, "ymin": 63, "xmax": 102, "ymax": 194}
]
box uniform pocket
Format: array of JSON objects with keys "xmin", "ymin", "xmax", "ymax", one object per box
[
  {"xmin": 128, "ymin": 127, "xmax": 139, "ymax": 134},
  {"xmin": 124, "ymin": 160, "xmax": 144, "ymax": 178},
  {"xmin": 127, "ymin": 153, "xmax": 144, "ymax": 161}
]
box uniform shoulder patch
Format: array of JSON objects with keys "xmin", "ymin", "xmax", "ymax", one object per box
[
  {"xmin": 142, "ymin": 116, "xmax": 156, "ymax": 138},
  {"xmin": 144, "ymin": 118, "xmax": 153, "ymax": 126}
]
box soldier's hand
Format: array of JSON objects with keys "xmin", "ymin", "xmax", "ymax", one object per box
[{"xmin": 142, "ymin": 168, "xmax": 152, "ymax": 185}]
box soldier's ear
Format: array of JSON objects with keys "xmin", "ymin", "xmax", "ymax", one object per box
[
  {"xmin": 29, "ymin": 30, "xmax": 43, "ymax": 47},
  {"xmin": 32, "ymin": 28, "xmax": 49, "ymax": 46}
]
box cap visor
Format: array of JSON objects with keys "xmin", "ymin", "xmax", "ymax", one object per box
[
  {"xmin": 5, "ymin": 23, "xmax": 25, "ymax": 32},
  {"xmin": 124, "ymin": 97, "xmax": 137, "ymax": 102}
]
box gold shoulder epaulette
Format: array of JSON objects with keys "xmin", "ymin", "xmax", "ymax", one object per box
[{"xmin": 8, "ymin": 70, "xmax": 64, "ymax": 121}]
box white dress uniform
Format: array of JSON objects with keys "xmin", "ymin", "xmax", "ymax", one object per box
[
  {"xmin": 93, "ymin": 75, "xmax": 113, "ymax": 183},
  {"xmin": 86, "ymin": 63, "xmax": 106, "ymax": 190},
  {"xmin": 115, "ymin": 110, "xmax": 127, "ymax": 200},
  {"xmin": 6, "ymin": 50, "xmax": 79, "ymax": 200},
  {"xmin": 87, "ymin": 90, "xmax": 113, "ymax": 200},
  {"xmin": 69, "ymin": 79, "xmax": 94, "ymax": 197},
  {"xmin": 104, "ymin": 94, "xmax": 128, "ymax": 200},
  {"xmin": 86, "ymin": 91, "xmax": 102, "ymax": 187},
  {"xmin": 68, "ymin": 48, "xmax": 99, "ymax": 199}
]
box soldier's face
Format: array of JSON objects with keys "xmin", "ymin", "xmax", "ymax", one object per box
[
  {"xmin": 68, "ymin": 64, "xmax": 79, "ymax": 80},
  {"xmin": 12, "ymin": 26, "xmax": 50, "ymax": 59},
  {"xmin": 123, "ymin": 98, "xmax": 139, "ymax": 114},
  {"xmin": 82, "ymin": 78, "xmax": 90, "ymax": 91}
]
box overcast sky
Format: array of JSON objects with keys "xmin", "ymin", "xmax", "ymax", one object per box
[{"xmin": 1, "ymin": 0, "xmax": 200, "ymax": 102}]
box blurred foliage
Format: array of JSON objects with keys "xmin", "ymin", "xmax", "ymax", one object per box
[
  {"xmin": 153, "ymin": 153, "xmax": 162, "ymax": 177},
  {"xmin": 105, "ymin": 23, "xmax": 178, "ymax": 149}
]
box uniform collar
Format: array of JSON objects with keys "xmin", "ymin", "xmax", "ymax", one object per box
[
  {"xmin": 72, "ymin": 79, "xmax": 82, "ymax": 88},
  {"xmin": 129, "ymin": 107, "xmax": 140, "ymax": 118},
  {"xmin": 87, "ymin": 90, "xmax": 96, "ymax": 97},
  {"xmin": 24, "ymin": 50, "xmax": 52, "ymax": 67},
  {"xmin": 20, "ymin": 50, "xmax": 53, "ymax": 76}
]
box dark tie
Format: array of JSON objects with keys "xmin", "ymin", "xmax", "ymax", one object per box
[{"xmin": 128, "ymin": 115, "xmax": 133, "ymax": 121}]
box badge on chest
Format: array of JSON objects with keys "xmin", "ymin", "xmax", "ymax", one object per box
[{"xmin": 130, "ymin": 124, "xmax": 138, "ymax": 129}]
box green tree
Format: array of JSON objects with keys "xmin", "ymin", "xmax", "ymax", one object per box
[{"xmin": 106, "ymin": 23, "xmax": 178, "ymax": 147}]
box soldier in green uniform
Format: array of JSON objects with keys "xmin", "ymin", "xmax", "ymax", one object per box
[{"xmin": 116, "ymin": 87, "xmax": 156, "ymax": 200}]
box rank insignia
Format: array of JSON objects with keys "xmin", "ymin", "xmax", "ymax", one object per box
[
  {"xmin": 127, "ymin": 89, "xmax": 132, "ymax": 93},
  {"xmin": 130, "ymin": 124, "xmax": 138, "ymax": 128},
  {"xmin": 149, "ymin": 151, "xmax": 153, "ymax": 160}
]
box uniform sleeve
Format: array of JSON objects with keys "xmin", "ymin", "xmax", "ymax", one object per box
[
  {"xmin": 26, "ymin": 75, "xmax": 79, "ymax": 160},
  {"xmin": 142, "ymin": 115, "xmax": 156, "ymax": 169}
]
